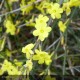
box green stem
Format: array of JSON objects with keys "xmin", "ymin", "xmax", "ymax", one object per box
[
  {"xmin": 5, "ymin": 0, "xmax": 13, "ymax": 19},
  {"xmin": 62, "ymin": 7, "xmax": 77, "ymax": 80}
]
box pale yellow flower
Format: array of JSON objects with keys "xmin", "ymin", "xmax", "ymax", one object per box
[
  {"xmin": 22, "ymin": 43, "xmax": 34, "ymax": 59},
  {"xmin": 33, "ymin": 49, "xmax": 52, "ymax": 65},
  {"xmin": 58, "ymin": 21, "xmax": 66, "ymax": 33}
]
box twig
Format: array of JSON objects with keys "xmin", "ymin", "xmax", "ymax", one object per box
[
  {"xmin": 67, "ymin": 58, "xmax": 75, "ymax": 75},
  {"xmin": 0, "ymin": 0, "xmax": 4, "ymax": 9},
  {"xmin": 45, "ymin": 37, "xmax": 60, "ymax": 51}
]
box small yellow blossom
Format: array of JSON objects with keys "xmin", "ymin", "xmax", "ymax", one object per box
[
  {"xmin": 4, "ymin": 20, "xmax": 16, "ymax": 35},
  {"xmin": 69, "ymin": 0, "xmax": 80, "ymax": 7},
  {"xmin": 25, "ymin": 60, "xmax": 33, "ymax": 72},
  {"xmin": 20, "ymin": 0, "xmax": 35, "ymax": 15},
  {"xmin": 1, "ymin": 60, "xmax": 12, "ymax": 72},
  {"xmin": 46, "ymin": 3, "xmax": 63, "ymax": 19},
  {"xmin": 35, "ymin": 14, "xmax": 49, "ymax": 28},
  {"xmin": 58, "ymin": 21, "xmax": 66, "ymax": 33},
  {"xmin": 62, "ymin": 2, "xmax": 71, "ymax": 16},
  {"xmin": 20, "ymin": 0, "xmax": 26, "ymax": 15},
  {"xmin": 35, "ymin": 14, "xmax": 49, "ymax": 23},
  {"xmin": 42, "ymin": 2, "xmax": 53, "ymax": 9},
  {"xmin": 14, "ymin": 59, "xmax": 23, "ymax": 67},
  {"xmin": 36, "ymin": 1, "xmax": 48, "ymax": 14},
  {"xmin": 7, "ymin": 66, "xmax": 21, "ymax": 75},
  {"xmin": 45, "ymin": 2, "xmax": 54, "ymax": 13},
  {"xmin": 22, "ymin": 43, "xmax": 34, "ymax": 59},
  {"xmin": 33, "ymin": 26, "xmax": 51, "ymax": 41},
  {"xmin": 33, "ymin": 49, "xmax": 52, "ymax": 65}
]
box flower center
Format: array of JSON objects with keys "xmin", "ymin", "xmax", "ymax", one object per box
[{"xmin": 40, "ymin": 29, "xmax": 44, "ymax": 33}]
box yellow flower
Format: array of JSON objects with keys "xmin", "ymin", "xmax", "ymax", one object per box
[
  {"xmin": 14, "ymin": 59, "xmax": 23, "ymax": 67},
  {"xmin": 33, "ymin": 49, "xmax": 52, "ymax": 65},
  {"xmin": 69, "ymin": 0, "xmax": 80, "ymax": 7},
  {"xmin": 46, "ymin": 2, "xmax": 54, "ymax": 13},
  {"xmin": 42, "ymin": 2, "xmax": 53, "ymax": 9},
  {"xmin": 58, "ymin": 21, "xmax": 66, "ymax": 33},
  {"xmin": 1, "ymin": 60, "xmax": 12, "ymax": 72},
  {"xmin": 20, "ymin": 0, "xmax": 35, "ymax": 15},
  {"xmin": 33, "ymin": 26, "xmax": 51, "ymax": 41},
  {"xmin": 62, "ymin": 2, "xmax": 71, "ymax": 16},
  {"xmin": 47, "ymin": 3, "xmax": 63, "ymax": 19},
  {"xmin": 35, "ymin": 1, "xmax": 48, "ymax": 14},
  {"xmin": 35, "ymin": 14, "xmax": 49, "ymax": 28},
  {"xmin": 1, "ymin": 60, "xmax": 21, "ymax": 75},
  {"xmin": 36, "ymin": 14, "xmax": 49, "ymax": 23},
  {"xmin": 25, "ymin": 60, "xmax": 33, "ymax": 72},
  {"xmin": 4, "ymin": 20, "xmax": 16, "ymax": 35},
  {"xmin": 22, "ymin": 43, "xmax": 34, "ymax": 59},
  {"xmin": 20, "ymin": 0, "xmax": 26, "ymax": 15},
  {"xmin": 7, "ymin": 66, "xmax": 21, "ymax": 75}
]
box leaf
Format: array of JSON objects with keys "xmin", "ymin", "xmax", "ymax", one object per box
[{"xmin": 0, "ymin": 36, "xmax": 6, "ymax": 51}]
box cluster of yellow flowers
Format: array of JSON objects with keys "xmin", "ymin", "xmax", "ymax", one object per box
[
  {"xmin": 20, "ymin": 0, "xmax": 35, "ymax": 15},
  {"xmin": 5, "ymin": 0, "xmax": 80, "ymax": 36},
  {"xmin": 33, "ymin": 49, "xmax": 52, "ymax": 65},
  {"xmin": 36, "ymin": 2, "xmax": 67, "ymax": 33},
  {"xmin": 1, "ymin": 0, "xmax": 80, "ymax": 76},
  {"xmin": 21, "ymin": 43, "xmax": 52, "ymax": 73},
  {"xmin": 33, "ymin": 14, "xmax": 52, "ymax": 41},
  {"xmin": 22, "ymin": 43, "xmax": 34, "ymax": 73},
  {"xmin": 36, "ymin": 0, "xmax": 80, "ymax": 33},
  {"xmin": 0, "ymin": 60, "xmax": 21, "ymax": 75},
  {"xmin": 21, "ymin": 0, "xmax": 80, "ymax": 75},
  {"xmin": 42, "ymin": 2, "xmax": 67, "ymax": 33},
  {"xmin": 63, "ymin": 0, "xmax": 80, "ymax": 16}
]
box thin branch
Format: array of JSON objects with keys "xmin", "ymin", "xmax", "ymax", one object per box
[
  {"xmin": 0, "ymin": 0, "xmax": 4, "ymax": 9},
  {"xmin": 45, "ymin": 37, "xmax": 60, "ymax": 51}
]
